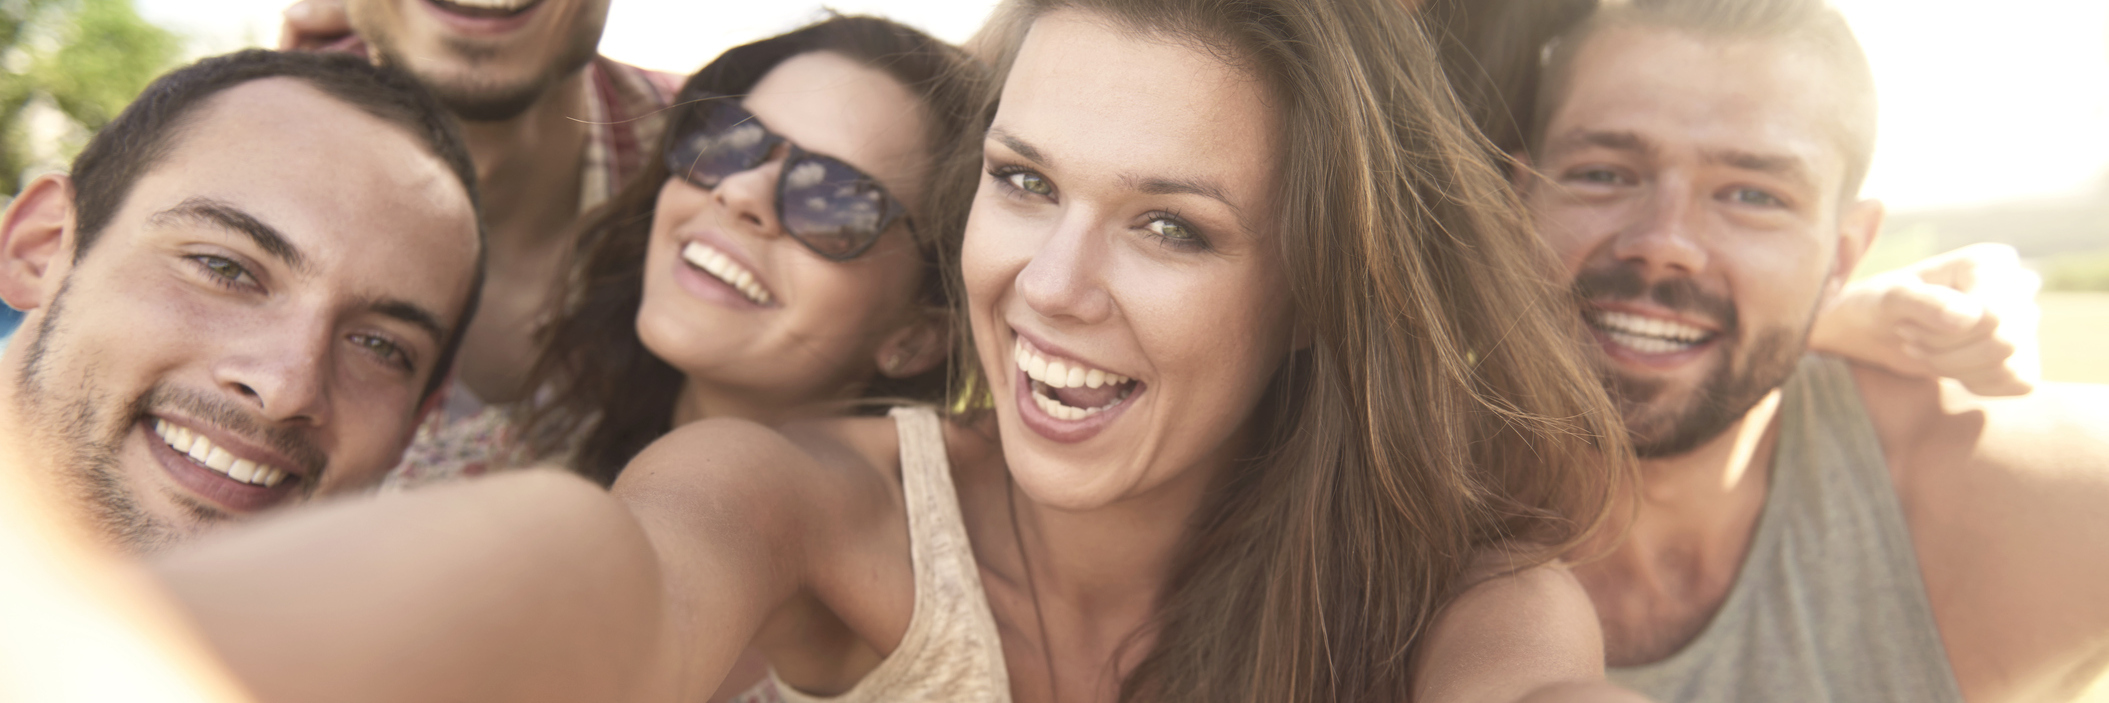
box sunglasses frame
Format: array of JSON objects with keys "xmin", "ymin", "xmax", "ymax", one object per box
[{"xmin": 664, "ymin": 92, "xmax": 915, "ymax": 262}]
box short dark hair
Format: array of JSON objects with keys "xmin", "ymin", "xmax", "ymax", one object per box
[
  {"xmin": 1428, "ymin": 0, "xmax": 1877, "ymax": 199},
  {"xmin": 1539, "ymin": 0, "xmax": 1877, "ymax": 197},
  {"xmin": 66, "ymin": 49, "xmax": 486, "ymax": 401}
]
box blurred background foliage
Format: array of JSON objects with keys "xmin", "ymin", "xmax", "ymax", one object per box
[{"xmin": 2, "ymin": 0, "xmax": 179, "ymax": 196}]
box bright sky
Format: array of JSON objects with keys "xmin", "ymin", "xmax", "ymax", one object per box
[{"xmin": 136, "ymin": 0, "xmax": 2109, "ymax": 212}]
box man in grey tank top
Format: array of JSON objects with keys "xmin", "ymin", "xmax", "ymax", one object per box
[{"xmin": 1508, "ymin": 0, "xmax": 2109, "ymax": 700}]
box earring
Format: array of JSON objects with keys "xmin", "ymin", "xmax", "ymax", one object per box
[{"xmin": 885, "ymin": 351, "xmax": 908, "ymax": 375}]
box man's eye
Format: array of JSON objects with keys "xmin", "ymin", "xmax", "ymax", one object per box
[
  {"xmin": 350, "ymin": 334, "xmax": 413, "ymax": 372},
  {"xmin": 1731, "ymin": 188, "xmax": 1783, "ymax": 207},
  {"xmin": 1006, "ymin": 170, "xmax": 1053, "ymax": 196},
  {"xmin": 191, "ymin": 255, "xmax": 255, "ymax": 288}
]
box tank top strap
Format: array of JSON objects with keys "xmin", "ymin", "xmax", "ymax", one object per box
[{"xmin": 762, "ymin": 406, "xmax": 1012, "ymax": 703}]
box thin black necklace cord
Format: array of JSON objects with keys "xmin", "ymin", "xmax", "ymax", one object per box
[{"xmin": 1007, "ymin": 472, "xmax": 1061, "ymax": 702}]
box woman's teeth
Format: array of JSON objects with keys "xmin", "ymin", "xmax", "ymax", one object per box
[
  {"xmin": 1014, "ymin": 338, "xmax": 1136, "ymax": 421},
  {"xmin": 152, "ymin": 419, "xmax": 289, "ymax": 487},
  {"xmin": 682, "ymin": 241, "xmax": 774, "ymax": 305},
  {"xmin": 1589, "ymin": 310, "xmax": 1714, "ymax": 354}
]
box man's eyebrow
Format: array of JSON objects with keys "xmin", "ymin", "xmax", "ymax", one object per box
[
  {"xmin": 1554, "ymin": 129, "xmax": 1653, "ymax": 157},
  {"xmin": 365, "ymin": 297, "xmax": 449, "ymax": 350},
  {"xmin": 148, "ymin": 197, "xmax": 309, "ymax": 274},
  {"xmin": 1703, "ymin": 148, "xmax": 1816, "ymax": 189},
  {"xmin": 989, "ymin": 128, "xmax": 1049, "ymax": 166}
]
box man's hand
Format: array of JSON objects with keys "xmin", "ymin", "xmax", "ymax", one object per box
[
  {"xmin": 1812, "ymin": 243, "xmax": 2041, "ymax": 396},
  {"xmin": 278, "ymin": 0, "xmax": 361, "ymax": 53}
]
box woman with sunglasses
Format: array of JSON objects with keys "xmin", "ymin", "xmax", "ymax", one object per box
[
  {"xmin": 381, "ymin": 17, "xmax": 985, "ymax": 489},
  {"xmin": 154, "ymin": 0, "xmax": 1644, "ymax": 701}
]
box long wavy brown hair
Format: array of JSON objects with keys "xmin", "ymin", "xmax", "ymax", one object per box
[
  {"xmin": 955, "ymin": 0, "xmax": 1635, "ymax": 699},
  {"xmin": 518, "ymin": 16, "xmax": 989, "ymax": 485}
]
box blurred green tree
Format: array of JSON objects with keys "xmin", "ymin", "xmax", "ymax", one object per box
[{"xmin": 3, "ymin": 0, "xmax": 179, "ymax": 196}]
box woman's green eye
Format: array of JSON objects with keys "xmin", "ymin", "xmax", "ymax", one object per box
[
  {"xmin": 1146, "ymin": 217, "xmax": 1194, "ymax": 240},
  {"xmin": 1007, "ymin": 171, "xmax": 1052, "ymax": 196}
]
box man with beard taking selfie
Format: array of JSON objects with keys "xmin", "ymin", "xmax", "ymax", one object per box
[{"xmin": 1506, "ymin": 0, "xmax": 2109, "ymax": 701}]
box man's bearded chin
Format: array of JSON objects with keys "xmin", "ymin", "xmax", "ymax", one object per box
[
  {"xmin": 15, "ymin": 293, "xmax": 187, "ymax": 552},
  {"xmin": 1608, "ymin": 327, "xmax": 1803, "ymax": 458},
  {"xmin": 1573, "ymin": 266, "xmax": 1808, "ymax": 458},
  {"xmin": 370, "ymin": 30, "xmax": 599, "ymax": 122}
]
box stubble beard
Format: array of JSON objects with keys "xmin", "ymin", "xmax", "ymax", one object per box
[
  {"xmin": 1609, "ymin": 326, "xmax": 1804, "ymax": 458},
  {"xmin": 363, "ymin": 20, "xmax": 601, "ymax": 123},
  {"xmin": 14, "ymin": 282, "xmax": 183, "ymax": 552},
  {"xmin": 1574, "ymin": 267, "xmax": 1811, "ymax": 459}
]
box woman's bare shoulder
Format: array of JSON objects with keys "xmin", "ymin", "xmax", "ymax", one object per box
[
  {"xmin": 612, "ymin": 416, "xmax": 902, "ymax": 524},
  {"xmin": 1413, "ymin": 555, "xmax": 1647, "ymax": 703}
]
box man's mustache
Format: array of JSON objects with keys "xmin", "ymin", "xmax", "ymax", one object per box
[
  {"xmin": 1572, "ymin": 265, "xmax": 1740, "ymax": 334},
  {"xmin": 139, "ymin": 385, "xmax": 329, "ymax": 480}
]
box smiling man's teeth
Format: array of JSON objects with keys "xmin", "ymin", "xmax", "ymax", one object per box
[
  {"xmin": 153, "ymin": 419, "xmax": 289, "ymax": 488},
  {"xmin": 1014, "ymin": 338, "xmax": 1137, "ymax": 421},
  {"xmin": 681, "ymin": 242, "xmax": 774, "ymax": 306},
  {"xmin": 433, "ymin": 0, "xmax": 536, "ymax": 11},
  {"xmin": 1590, "ymin": 310, "xmax": 1713, "ymax": 354}
]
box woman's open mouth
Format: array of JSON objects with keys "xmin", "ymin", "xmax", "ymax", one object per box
[
  {"xmin": 1014, "ymin": 336, "xmax": 1138, "ymax": 421},
  {"xmin": 681, "ymin": 240, "xmax": 776, "ymax": 306}
]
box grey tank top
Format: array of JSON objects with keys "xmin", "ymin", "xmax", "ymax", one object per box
[{"xmin": 1608, "ymin": 355, "xmax": 1965, "ymax": 702}]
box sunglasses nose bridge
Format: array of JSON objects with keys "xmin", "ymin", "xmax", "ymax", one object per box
[{"xmin": 709, "ymin": 158, "xmax": 789, "ymax": 237}]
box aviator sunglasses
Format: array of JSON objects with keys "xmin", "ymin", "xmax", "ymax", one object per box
[{"xmin": 664, "ymin": 92, "xmax": 915, "ymax": 261}]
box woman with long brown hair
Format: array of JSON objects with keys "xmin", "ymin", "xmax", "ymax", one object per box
[{"xmin": 154, "ymin": 0, "xmax": 1645, "ymax": 700}]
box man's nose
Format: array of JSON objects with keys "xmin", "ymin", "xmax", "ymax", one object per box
[
  {"xmin": 213, "ymin": 318, "xmax": 333, "ymax": 427},
  {"xmin": 1608, "ymin": 176, "xmax": 1709, "ymax": 277}
]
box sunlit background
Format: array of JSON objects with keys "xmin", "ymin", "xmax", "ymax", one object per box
[{"xmin": 5, "ymin": 0, "xmax": 2106, "ymax": 379}]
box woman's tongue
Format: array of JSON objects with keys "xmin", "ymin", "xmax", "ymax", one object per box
[{"xmin": 1049, "ymin": 382, "xmax": 1123, "ymax": 410}]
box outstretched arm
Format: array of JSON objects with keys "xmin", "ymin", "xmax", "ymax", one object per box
[
  {"xmin": 151, "ymin": 419, "xmax": 835, "ymax": 703},
  {"xmin": 154, "ymin": 470, "xmax": 679, "ymax": 703},
  {"xmin": 1412, "ymin": 561, "xmax": 1653, "ymax": 703},
  {"xmin": 1811, "ymin": 243, "xmax": 2040, "ymax": 396}
]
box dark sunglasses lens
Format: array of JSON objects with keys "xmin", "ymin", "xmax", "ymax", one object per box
[
  {"xmin": 780, "ymin": 156, "xmax": 896, "ymax": 259},
  {"xmin": 667, "ymin": 101, "xmax": 772, "ymax": 188}
]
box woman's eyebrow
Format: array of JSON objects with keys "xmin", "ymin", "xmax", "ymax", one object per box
[
  {"xmin": 988, "ymin": 127, "xmax": 1050, "ymax": 166},
  {"xmin": 1127, "ymin": 175, "xmax": 1237, "ymax": 213}
]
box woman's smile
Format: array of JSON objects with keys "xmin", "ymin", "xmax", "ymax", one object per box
[{"xmin": 1010, "ymin": 331, "xmax": 1145, "ymax": 443}]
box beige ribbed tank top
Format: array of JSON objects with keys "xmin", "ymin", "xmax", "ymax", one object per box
[
  {"xmin": 1608, "ymin": 355, "xmax": 1965, "ymax": 702},
  {"xmin": 757, "ymin": 406, "xmax": 1013, "ymax": 703}
]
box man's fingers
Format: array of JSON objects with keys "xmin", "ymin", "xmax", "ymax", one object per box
[
  {"xmin": 1907, "ymin": 242, "xmax": 2022, "ymax": 292},
  {"xmin": 1910, "ymin": 334, "xmax": 2031, "ymax": 396},
  {"xmin": 1881, "ymin": 281, "xmax": 1987, "ymax": 339},
  {"xmin": 279, "ymin": 0, "xmax": 353, "ymax": 51}
]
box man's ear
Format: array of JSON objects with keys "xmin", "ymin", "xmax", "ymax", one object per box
[
  {"xmin": 1827, "ymin": 196, "xmax": 1886, "ymax": 298},
  {"xmin": 874, "ymin": 311, "xmax": 951, "ymax": 379},
  {"xmin": 0, "ymin": 174, "xmax": 80, "ymax": 313}
]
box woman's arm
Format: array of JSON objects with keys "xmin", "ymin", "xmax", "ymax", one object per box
[
  {"xmin": 151, "ymin": 419, "xmax": 834, "ymax": 703},
  {"xmin": 153, "ymin": 470, "xmax": 677, "ymax": 703},
  {"xmin": 1411, "ymin": 562, "xmax": 1653, "ymax": 703}
]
